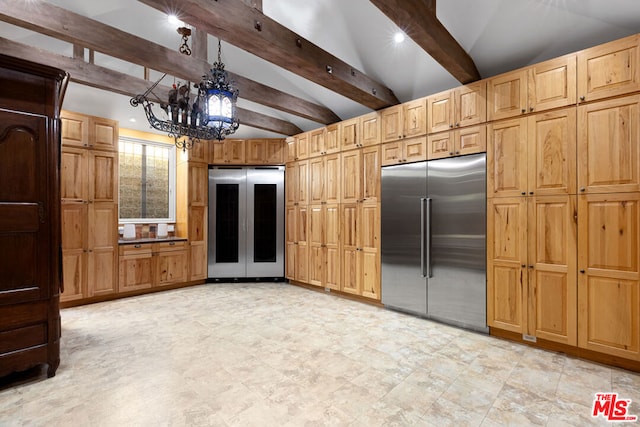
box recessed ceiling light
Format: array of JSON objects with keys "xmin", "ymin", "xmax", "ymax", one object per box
[
  {"xmin": 167, "ymin": 14, "xmax": 182, "ymax": 26},
  {"xmin": 394, "ymin": 31, "xmax": 406, "ymax": 44},
  {"xmin": 129, "ymin": 118, "xmax": 136, "ymax": 123}
]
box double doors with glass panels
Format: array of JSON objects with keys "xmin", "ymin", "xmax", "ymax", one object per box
[{"xmin": 208, "ymin": 166, "xmax": 284, "ymax": 278}]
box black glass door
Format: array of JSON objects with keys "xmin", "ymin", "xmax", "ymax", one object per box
[
  {"xmin": 215, "ymin": 183, "xmax": 239, "ymax": 263},
  {"xmin": 253, "ymin": 184, "xmax": 277, "ymax": 262}
]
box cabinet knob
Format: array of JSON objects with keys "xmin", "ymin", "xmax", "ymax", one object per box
[
  {"xmin": 455, "ymin": 123, "xmax": 460, "ymax": 127},
  {"xmin": 449, "ymin": 124, "xmax": 453, "ymax": 128},
  {"xmin": 521, "ymin": 264, "xmax": 526, "ymax": 268},
  {"xmin": 521, "ymin": 108, "xmax": 526, "ymax": 114},
  {"xmin": 455, "ymin": 151, "xmax": 460, "ymax": 155},
  {"xmin": 579, "ymin": 269, "xmax": 585, "ymax": 274},
  {"xmin": 529, "ymin": 107, "xmax": 534, "ymax": 112},
  {"xmin": 521, "ymin": 191, "xmax": 526, "ymax": 196},
  {"xmin": 169, "ymin": 242, "xmax": 175, "ymax": 246},
  {"xmin": 529, "ymin": 191, "xmax": 534, "ymax": 195},
  {"xmin": 580, "ymin": 96, "xmax": 585, "ymax": 102},
  {"xmin": 134, "ymin": 244, "xmax": 141, "ymax": 248},
  {"xmin": 528, "ymin": 265, "xmax": 534, "ymax": 269},
  {"xmin": 449, "ymin": 152, "xmax": 454, "ymax": 156},
  {"xmin": 580, "ymin": 187, "xmax": 586, "ymax": 192}
]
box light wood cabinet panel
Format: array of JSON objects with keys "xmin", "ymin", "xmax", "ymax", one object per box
[
  {"xmin": 210, "ymin": 141, "xmax": 225, "ymax": 164},
  {"xmin": 309, "ymin": 128, "xmax": 326, "ymax": 157},
  {"xmin": 286, "ymin": 241, "xmax": 296, "ymax": 280},
  {"xmin": 325, "ymin": 153, "xmax": 341, "ymax": 204},
  {"xmin": 528, "ymin": 54, "xmax": 576, "ymax": 113},
  {"xmin": 528, "ymin": 195, "xmax": 577, "ymax": 345},
  {"xmin": 297, "ymin": 160, "xmax": 309, "ymax": 206},
  {"xmin": 286, "ymin": 205, "xmax": 296, "ymax": 244},
  {"xmin": 90, "ymin": 117, "xmax": 118, "ymax": 151},
  {"xmin": 381, "ymin": 136, "xmax": 427, "ymax": 166},
  {"xmin": 155, "ymin": 249, "xmax": 188, "ymax": 286},
  {"xmin": 325, "ymin": 124, "xmax": 340, "ymax": 154},
  {"xmin": 61, "ymin": 147, "xmax": 87, "ymax": 201},
  {"xmin": 487, "ymin": 117, "xmax": 528, "ymax": 197},
  {"xmin": 340, "ymin": 117, "xmax": 359, "ymax": 151},
  {"xmin": 61, "ymin": 202, "xmax": 87, "ymax": 302},
  {"xmin": 578, "ymin": 95, "xmax": 640, "ymax": 194},
  {"xmin": 296, "ymin": 132, "xmax": 309, "ymax": 160},
  {"xmin": 578, "ymin": 193, "xmax": 640, "ymax": 360},
  {"xmin": 428, "ymin": 127, "xmax": 485, "ymax": 160},
  {"xmin": 285, "ymin": 162, "xmax": 298, "ymax": 206},
  {"xmin": 187, "ymin": 139, "xmax": 208, "ymax": 163},
  {"xmin": 87, "ymin": 202, "xmax": 117, "ymax": 297},
  {"xmin": 488, "ymin": 69, "xmax": 528, "ymax": 121},
  {"xmin": 381, "ymin": 105, "xmax": 403, "ymax": 143},
  {"xmin": 295, "ymin": 206, "xmax": 308, "ymax": 282},
  {"xmin": 577, "ymin": 34, "xmax": 640, "ymax": 103},
  {"xmin": 189, "ymin": 164, "xmax": 208, "ymax": 207},
  {"xmin": 61, "ymin": 111, "xmax": 89, "ymax": 148},
  {"xmin": 246, "ymin": 139, "xmax": 267, "ymax": 164},
  {"xmin": 362, "ymin": 146, "xmax": 381, "ymax": 203},
  {"xmin": 360, "ymin": 203, "xmax": 380, "ymax": 300},
  {"xmin": 487, "ymin": 197, "xmax": 528, "ymax": 333},
  {"xmin": 341, "ymin": 149, "xmax": 361, "ymax": 203},
  {"xmin": 528, "ymin": 109, "xmax": 577, "ymax": 196},
  {"xmin": 189, "ymin": 241, "xmax": 207, "ymax": 281},
  {"xmin": 426, "ymin": 132, "xmax": 452, "ymax": 160},
  {"xmin": 188, "ymin": 206, "xmax": 206, "ymax": 242},
  {"xmin": 360, "ymin": 111, "xmax": 381, "ymax": 146},
  {"xmin": 285, "ymin": 136, "xmax": 296, "ymax": 163},
  {"xmin": 118, "ymin": 248, "xmax": 153, "ymax": 292},
  {"xmin": 265, "ymin": 139, "xmax": 285, "ymax": 164},
  {"xmin": 309, "ymin": 157, "xmax": 325, "ymax": 205},
  {"xmin": 428, "ymin": 82, "xmax": 486, "ymax": 133},
  {"xmin": 308, "ymin": 205, "xmax": 324, "ymax": 287},
  {"xmin": 341, "ymin": 204, "xmax": 359, "ymax": 295},
  {"xmin": 89, "ymin": 150, "xmax": 117, "ymax": 203},
  {"xmin": 227, "ymin": 139, "xmax": 246, "ymax": 164},
  {"xmin": 403, "ymin": 98, "xmax": 427, "ymax": 139},
  {"xmin": 325, "ymin": 204, "xmax": 340, "ymax": 291}
]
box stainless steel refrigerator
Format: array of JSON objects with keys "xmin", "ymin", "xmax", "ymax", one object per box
[{"xmin": 381, "ymin": 153, "xmax": 487, "ymax": 333}]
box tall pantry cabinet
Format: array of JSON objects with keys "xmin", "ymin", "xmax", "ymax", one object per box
[
  {"xmin": 0, "ymin": 54, "xmax": 67, "ymax": 377},
  {"xmin": 60, "ymin": 111, "xmax": 119, "ymax": 303}
]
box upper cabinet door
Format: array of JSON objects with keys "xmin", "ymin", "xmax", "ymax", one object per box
[
  {"xmin": 380, "ymin": 105, "xmax": 403, "ymax": 143},
  {"xmin": 265, "ymin": 139, "xmax": 285, "ymax": 165},
  {"xmin": 61, "ymin": 147, "xmax": 87, "ymax": 201},
  {"xmin": 309, "ymin": 128, "xmax": 326, "ymax": 157},
  {"xmin": 403, "ymin": 98, "xmax": 427, "ymax": 138},
  {"xmin": 427, "ymin": 91, "xmax": 454, "ymax": 134},
  {"xmin": 360, "ymin": 111, "xmax": 381, "ymax": 147},
  {"xmin": 578, "ymin": 95, "xmax": 640, "ymax": 194},
  {"xmin": 89, "ymin": 150, "xmax": 118, "ymax": 203},
  {"xmin": 61, "ymin": 111, "xmax": 89, "ymax": 148},
  {"xmin": 226, "ymin": 139, "xmax": 246, "ymax": 164},
  {"xmin": 488, "ymin": 69, "xmax": 528, "ymax": 121},
  {"xmin": 487, "ymin": 117, "xmax": 528, "ymax": 198},
  {"xmin": 528, "ymin": 108, "xmax": 577, "ymax": 196},
  {"xmin": 295, "ymin": 132, "xmax": 309, "ymax": 160},
  {"xmin": 285, "ymin": 136, "xmax": 296, "ymax": 163},
  {"xmin": 528, "ymin": 54, "xmax": 576, "ymax": 113},
  {"xmin": 90, "ymin": 117, "xmax": 118, "ymax": 151},
  {"xmin": 246, "ymin": 139, "xmax": 267, "ymax": 164},
  {"xmin": 456, "ymin": 81, "xmax": 487, "ymax": 128},
  {"xmin": 340, "ymin": 117, "xmax": 359, "ymax": 151},
  {"xmin": 578, "ymin": 34, "xmax": 640, "ymax": 103},
  {"xmin": 325, "ymin": 124, "xmax": 340, "ymax": 154}
]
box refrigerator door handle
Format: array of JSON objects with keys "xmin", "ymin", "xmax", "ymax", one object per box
[
  {"xmin": 420, "ymin": 198, "xmax": 427, "ymax": 277},
  {"xmin": 426, "ymin": 197, "xmax": 432, "ymax": 278}
]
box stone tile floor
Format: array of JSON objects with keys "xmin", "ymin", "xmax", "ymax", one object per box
[{"xmin": 1, "ymin": 282, "xmax": 639, "ymax": 426}]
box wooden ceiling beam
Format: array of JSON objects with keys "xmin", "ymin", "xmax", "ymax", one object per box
[
  {"xmin": 0, "ymin": 37, "xmax": 301, "ymax": 136},
  {"xmin": 369, "ymin": 0, "xmax": 480, "ymax": 84},
  {"xmin": 137, "ymin": 0, "xmax": 400, "ymax": 110},
  {"xmin": 0, "ymin": 0, "xmax": 338, "ymax": 125}
]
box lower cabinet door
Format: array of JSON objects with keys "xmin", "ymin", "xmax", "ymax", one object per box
[
  {"xmin": 156, "ymin": 250, "xmax": 188, "ymax": 286},
  {"xmin": 118, "ymin": 253, "xmax": 153, "ymax": 292}
]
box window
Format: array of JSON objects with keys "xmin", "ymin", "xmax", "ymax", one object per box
[{"xmin": 118, "ymin": 137, "xmax": 176, "ymax": 222}]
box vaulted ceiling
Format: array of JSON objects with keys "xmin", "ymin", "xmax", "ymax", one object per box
[{"xmin": 0, "ymin": 0, "xmax": 638, "ymax": 139}]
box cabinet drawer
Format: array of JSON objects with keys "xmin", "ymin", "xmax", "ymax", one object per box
[
  {"xmin": 0, "ymin": 324, "xmax": 46, "ymax": 354},
  {"xmin": 156, "ymin": 241, "xmax": 187, "ymax": 252},
  {"xmin": 119, "ymin": 243, "xmax": 153, "ymax": 256}
]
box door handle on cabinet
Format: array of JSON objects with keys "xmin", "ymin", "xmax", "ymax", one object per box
[{"xmin": 579, "ymin": 269, "xmax": 585, "ymax": 274}]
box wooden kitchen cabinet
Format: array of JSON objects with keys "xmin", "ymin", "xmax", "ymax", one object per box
[
  {"xmin": 325, "ymin": 124, "xmax": 340, "ymax": 154},
  {"xmin": 118, "ymin": 243, "xmax": 153, "ymax": 292},
  {"xmin": 577, "ymin": 34, "xmax": 640, "ymax": 103},
  {"xmin": 189, "ymin": 241, "xmax": 207, "ymax": 281},
  {"xmin": 309, "ymin": 128, "xmax": 326, "ymax": 158},
  {"xmin": 427, "ymin": 81, "xmax": 486, "ymax": 134},
  {"xmin": 309, "ymin": 153, "xmax": 341, "ymax": 205},
  {"xmin": 427, "ymin": 125, "xmax": 486, "ymax": 160},
  {"xmin": 295, "ymin": 206, "xmax": 309, "ymax": 283},
  {"xmin": 62, "ymin": 111, "xmax": 118, "ymax": 151},
  {"xmin": 285, "ymin": 162, "xmax": 298, "ymax": 206},
  {"xmin": 340, "ymin": 117, "xmax": 359, "ymax": 151},
  {"xmin": 61, "ymin": 146, "xmax": 117, "ymax": 202},
  {"xmin": 577, "ymin": 95, "xmax": 640, "ymax": 194},
  {"xmin": 381, "ymin": 136, "xmax": 427, "ymax": 165},
  {"xmin": 245, "ymin": 139, "xmax": 267, "ymax": 163},
  {"xmin": 381, "ymin": 97, "xmax": 427, "ymax": 143},
  {"xmin": 341, "ymin": 146, "xmax": 380, "ymax": 203},
  {"xmin": 210, "ymin": 138, "xmax": 245, "ymax": 164},
  {"xmin": 155, "ymin": 241, "xmax": 188, "ymax": 286},
  {"xmin": 488, "ymin": 54, "xmax": 576, "ymax": 121},
  {"xmin": 340, "ymin": 203, "xmax": 380, "ymax": 299},
  {"xmin": 308, "ymin": 204, "xmax": 340, "ymax": 290},
  {"xmin": 360, "ymin": 111, "xmax": 381, "ymax": 147},
  {"xmin": 309, "ymin": 156, "xmax": 325, "ymax": 205},
  {"xmin": 487, "ymin": 195, "xmax": 577, "ymax": 345},
  {"xmin": 488, "ymin": 108, "xmax": 576, "ymax": 198},
  {"xmin": 61, "ymin": 202, "xmax": 87, "ymax": 302},
  {"xmin": 578, "ymin": 192, "xmax": 640, "ymax": 360},
  {"xmin": 297, "ymin": 160, "xmax": 309, "ymax": 206}
]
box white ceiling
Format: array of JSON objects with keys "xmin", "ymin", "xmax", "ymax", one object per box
[{"xmin": 1, "ymin": 0, "xmax": 639, "ymax": 139}]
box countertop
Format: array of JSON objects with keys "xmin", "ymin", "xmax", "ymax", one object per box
[{"xmin": 118, "ymin": 236, "xmax": 188, "ymax": 245}]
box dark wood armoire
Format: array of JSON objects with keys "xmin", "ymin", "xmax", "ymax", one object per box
[{"xmin": 0, "ymin": 54, "xmax": 68, "ymax": 378}]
